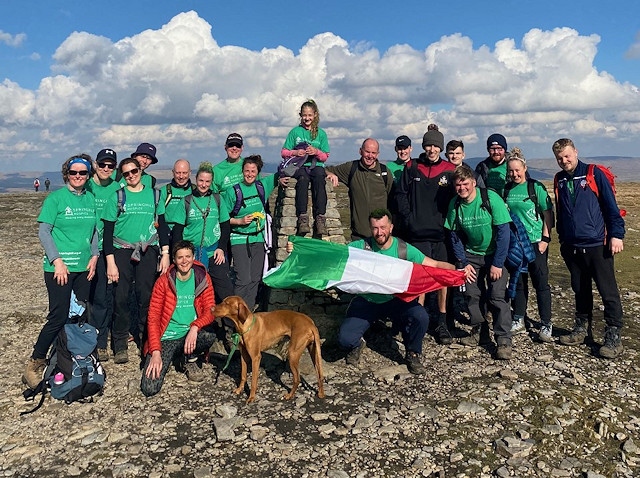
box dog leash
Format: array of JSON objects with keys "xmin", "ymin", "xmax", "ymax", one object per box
[{"xmin": 220, "ymin": 314, "xmax": 257, "ymax": 372}]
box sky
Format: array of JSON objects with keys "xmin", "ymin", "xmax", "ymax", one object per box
[{"xmin": 1, "ymin": 0, "xmax": 639, "ymax": 174}]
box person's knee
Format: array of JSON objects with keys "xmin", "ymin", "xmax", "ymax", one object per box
[
  {"xmin": 337, "ymin": 323, "xmax": 359, "ymax": 349},
  {"xmin": 140, "ymin": 379, "xmax": 161, "ymax": 397}
]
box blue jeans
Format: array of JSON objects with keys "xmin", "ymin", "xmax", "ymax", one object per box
[{"xmin": 338, "ymin": 296, "xmax": 430, "ymax": 354}]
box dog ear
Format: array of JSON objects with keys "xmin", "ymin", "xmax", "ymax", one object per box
[{"xmin": 236, "ymin": 297, "xmax": 252, "ymax": 324}]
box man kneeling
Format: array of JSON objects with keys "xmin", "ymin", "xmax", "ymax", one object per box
[
  {"xmin": 339, "ymin": 209, "xmax": 458, "ymax": 374},
  {"xmin": 141, "ymin": 240, "xmax": 216, "ymax": 396}
]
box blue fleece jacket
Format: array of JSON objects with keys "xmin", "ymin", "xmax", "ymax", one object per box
[{"xmin": 554, "ymin": 160, "xmax": 625, "ymax": 247}]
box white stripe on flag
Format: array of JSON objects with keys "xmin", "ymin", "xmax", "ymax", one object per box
[{"xmin": 325, "ymin": 246, "xmax": 413, "ymax": 295}]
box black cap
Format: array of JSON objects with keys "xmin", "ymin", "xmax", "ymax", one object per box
[
  {"xmin": 395, "ymin": 135, "xmax": 411, "ymax": 149},
  {"xmin": 96, "ymin": 148, "xmax": 117, "ymax": 163},
  {"xmin": 225, "ymin": 133, "xmax": 243, "ymax": 147}
]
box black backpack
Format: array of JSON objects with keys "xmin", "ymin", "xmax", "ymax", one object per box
[{"xmin": 22, "ymin": 311, "xmax": 106, "ymax": 414}]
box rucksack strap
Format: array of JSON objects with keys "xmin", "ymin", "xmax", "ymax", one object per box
[
  {"xmin": 164, "ymin": 184, "xmax": 173, "ymax": 207},
  {"xmin": 363, "ymin": 236, "xmax": 407, "ymax": 260},
  {"xmin": 231, "ymin": 181, "xmax": 266, "ymax": 217}
]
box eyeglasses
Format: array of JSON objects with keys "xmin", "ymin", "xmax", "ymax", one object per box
[
  {"xmin": 489, "ymin": 147, "xmax": 504, "ymax": 152},
  {"xmin": 68, "ymin": 170, "xmax": 89, "ymax": 176},
  {"xmin": 122, "ymin": 168, "xmax": 140, "ymax": 178},
  {"xmin": 97, "ymin": 162, "xmax": 116, "ymax": 170}
]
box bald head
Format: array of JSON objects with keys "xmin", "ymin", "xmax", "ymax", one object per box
[
  {"xmin": 172, "ymin": 159, "xmax": 191, "ymax": 187},
  {"xmin": 359, "ymin": 138, "xmax": 380, "ymax": 170}
]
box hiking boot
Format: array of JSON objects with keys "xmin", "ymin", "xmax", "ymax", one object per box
[
  {"xmin": 495, "ymin": 343, "xmax": 513, "ymax": 360},
  {"xmin": 460, "ymin": 323, "xmax": 491, "ymax": 347},
  {"xmin": 314, "ymin": 214, "xmax": 327, "ymax": 235},
  {"xmin": 297, "ymin": 214, "xmax": 311, "ymax": 235},
  {"xmin": 434, "ymin": 320, "xmax": 453, "ymax": 345},
  {"xmin": 184, "ymin": 361, "xmax": 205, "ymax": 382},
  {"xmin": 97, "ymin": 348, "xmax": 109, "ymax": 362},
  {"xmin": 22, "ymin": 358, "xmax": 46, "ymax": 389},
  {"xmin": 559, "ymin": 318, "xmax": 588, "ymax": 346},
  {"xmin": 345, "ymin": 339, "xmax": 366, "ymax": 366},
  {"xmin": 599, "ymin": 326, "xmax": 623, "ymax": 359},
  {"xmin": 538, "ymin": 324, "xmax": 554, "ymax": 343},
  {"xmin": 114, "ymin": 349, "xmax": 129, "ymax": 364},
  {"xmin": 405, "ymin": 351, "xmax": 426, "ymax": 375},
  {"xmin": 511, "ymin": 316, "xmax": 526, "ymax": 335}
]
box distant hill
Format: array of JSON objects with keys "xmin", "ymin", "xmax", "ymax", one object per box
[{"xmin": 1, "ymin": 156, "xmax": 638, "ymax": 193}]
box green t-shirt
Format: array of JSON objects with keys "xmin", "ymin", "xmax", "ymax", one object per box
[
  {"xmin": 386, "ymin": 159, "xmax": 407, "ymax": 183},
  {"xmin": 159, "ymin": 184, "xmax": 194, "ymax": 228},
  {"xmin": 444, "ymin": 188, "xmax": 511, "ymax": 256},
  {"xmin": 37, "ymin": 187, "xmax": 97, "ymax": 273},
  {"xmin": 282, "ymin": 126, "xmax": 330, "ymax": 168},
  {"xmin": 484, "ymin": 160, "xmax": 508, "ymax": 196},
  {"xmin": 161, "ymin": 273, "xmax": 196, "ymax": 341},
  {"xmin": 85, "ymin": 178, "xmax": 122, "ymax": 250},
  {"xmin": 173, "ymin": 194, "xmax": 231, "ymax": 258},
  {"xmin": 505, "ymin": 181, "xmax": 553, "ymax": 243},
  {"xmin": 223, "ymin": 175, "xmax": 277, "ymax": 246},
  {"xmin": 101, "ymin": 186, "xmax": 165, "ymax": 247},
  {"xmin": 213, "ymin": 159, "xmax": 244, "ymax": 193},
  {"xmin": 349, "ymin": 237, "xmax": 426, "ymax": 304}
]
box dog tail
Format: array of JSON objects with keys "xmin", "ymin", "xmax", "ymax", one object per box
[{"xmin": 309, "ymin": 328, "xmax": 326, "ymax": 398}]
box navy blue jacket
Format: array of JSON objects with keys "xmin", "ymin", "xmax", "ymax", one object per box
[{"xmin": 554, "ymin": 160, "xmax": 625, "ymax": 247}]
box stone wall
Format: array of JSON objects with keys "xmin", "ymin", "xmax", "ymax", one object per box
[{"xmin": 265, "ymin": 178, "xmax": 351, "ymax": 342}]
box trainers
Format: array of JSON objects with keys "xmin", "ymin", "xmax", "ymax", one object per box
[
  {"xmin": 496, "ymin": 343, "xmax": 513, "ymax": 360},
  {"xmin": 405, "ymin": 351, "xmax": 426, "ymax": 374},
  {"xmin": 184, "ymin": 361, "xmax": 205, "ymax": 382},
  {"xmin": 435, "ymin": 323, "xmax": 453, "ymax": 345},
  {"xmin": 538, "ymin": 324, "xmax": 554, "ymax": 343},
  {"xmin": 599, "ymin": 326, "xmax": 623, "ymax": 359},
  {"xmin": 297, "ymin": 214, "xmax": 311, "ymax": 235},
  {"xmin": 97, "ymin": 348, "xmax": 110, "ymax": 362},
  {"xmin": 114, "ymin": 349, "xmax": 129, "ymax": 364},
  {"xmin": 314, "ymin": 214, "xmax": 327, "ymax": 235},
  {"xmin": 345, "ymin": 339, "xmax": 365, "ymax": 366},
  {"xmin": 559, "ymin": 319, "xmax": 587, "ymax": 346},
  {"xmin": 22, "ymin": 358, "xmax": 46, "ymax": 389},
  {"xmin": 511, "ymin": 317, "xmax": 526, "ymax": 335}
]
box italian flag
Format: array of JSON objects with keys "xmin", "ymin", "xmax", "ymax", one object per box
[{"xmin": 263, "ymin": 236, "xmax": 465, "ymax": 302}]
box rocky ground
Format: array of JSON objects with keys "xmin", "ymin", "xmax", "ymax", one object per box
[{"xmin": 1, "ymin": 189, "xmax": 639, "ymax": 478}]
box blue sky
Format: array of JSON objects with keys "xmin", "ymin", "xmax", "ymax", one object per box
[{"xmin": 1, "ymin": 0, "xmax": 639, "ymax": 173}]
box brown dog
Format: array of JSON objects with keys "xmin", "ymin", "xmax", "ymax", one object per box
[{"xmin": 212, "ymin": 296, "xmax": 326, "ymax": 403}]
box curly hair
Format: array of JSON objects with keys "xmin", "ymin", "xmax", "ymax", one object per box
[
  {"xmin": 61, "ymin": 154, "xmax": 93, "ymax": 184},
  {"xmin": 243, "ymin": 155, "xmax": 263, "ymax": 173},
  {"xmin": 300, "ymin": 99, "xmax": 320, "ymax": 140}
]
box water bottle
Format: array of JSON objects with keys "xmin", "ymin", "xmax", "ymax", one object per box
[
  {"xmin": 53, "ymin": 372, "xmax": 65, "ymax": 386},
  {"xmin": 456, "ymin": 261, "xmax": 467, "ymax": 293}
]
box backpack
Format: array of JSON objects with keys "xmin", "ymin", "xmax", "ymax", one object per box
[
  {"xmin": 363, "ymin": 236, "xmax": 407, "ymax": 260},
  {"xmin": 21, "ymin": 298, "xmax": 106, "ymax": 414},
  {"xmin": 278, "ymin": 142, "xmax": 317, "ymax": 178},
  {"xmin": 230, "ymin": 180, "xmax": 268, "ymax": 218},
  {"xmin": 553, "ymin": 164, "xmax": 627, "ymax": 217}
]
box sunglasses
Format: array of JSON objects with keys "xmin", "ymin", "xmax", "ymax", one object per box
[
  {"xmin": 122, "ymin": 168, "xmax": 140, "ymax": 178},
  {"xmin": 97, "ymin": 162, "xmax": 116, "ymax": 170},
  {"xmin": 68, "ymin": 170, "xmax": 89, "ymax": 176}
]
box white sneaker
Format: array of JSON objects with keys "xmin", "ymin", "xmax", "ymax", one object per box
[
  {"xmin": 511, "ymin": 318, "xmax": 526, "ymax": 335},
  {"xmin": 539, "ymin": 324, "xmax": 554, "ymax": 343}
]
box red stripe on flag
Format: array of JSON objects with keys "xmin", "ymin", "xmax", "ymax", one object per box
[{"xmin": 394, "ymin": 264, "xmax": 466, "ymax": 302}]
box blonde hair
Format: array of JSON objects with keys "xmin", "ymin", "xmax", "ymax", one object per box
[
  {"xmin": 507, "ymin": 147, "xmax": 526, "ymax": 165},
  {"xmin": 300, "ymin": 99, "xmax": 320, "ymax": 140}
]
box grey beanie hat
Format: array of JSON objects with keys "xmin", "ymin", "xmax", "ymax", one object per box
[{"xmin": 422, "ymin": 124, "xmax": 444, "ymax": 150}]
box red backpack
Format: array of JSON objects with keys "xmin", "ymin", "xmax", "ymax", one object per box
[{"xmin": 554, "ymin": 164, "xmax": 626, "ymax": 217}]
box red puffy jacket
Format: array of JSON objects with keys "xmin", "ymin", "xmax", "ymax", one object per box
[{"xmin": 143, "ymin": 261, "xmax": 215, "ymax": 356}]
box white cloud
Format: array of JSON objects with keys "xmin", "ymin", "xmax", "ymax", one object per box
[
  {"xmin": 1, "ymin": 12, "xmax": 640, "ymax": 172},
  {"xmin": 0, "ymin": 30, "xmax": 26, "ymax": 47}
]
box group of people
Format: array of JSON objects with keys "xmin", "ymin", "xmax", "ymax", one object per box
[{"xmin": 23, "ymin": 100, "xmax": 626, "ymax": 398}]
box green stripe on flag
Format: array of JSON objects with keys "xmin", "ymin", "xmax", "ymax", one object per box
[{"xmin": 262, "ymin": 235, "xmax": 350, "ymax": 291}]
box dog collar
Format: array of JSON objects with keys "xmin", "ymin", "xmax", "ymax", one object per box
[{"xmin": 221, "ymin": 314, "xmax": 257, "ymax": 372}]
